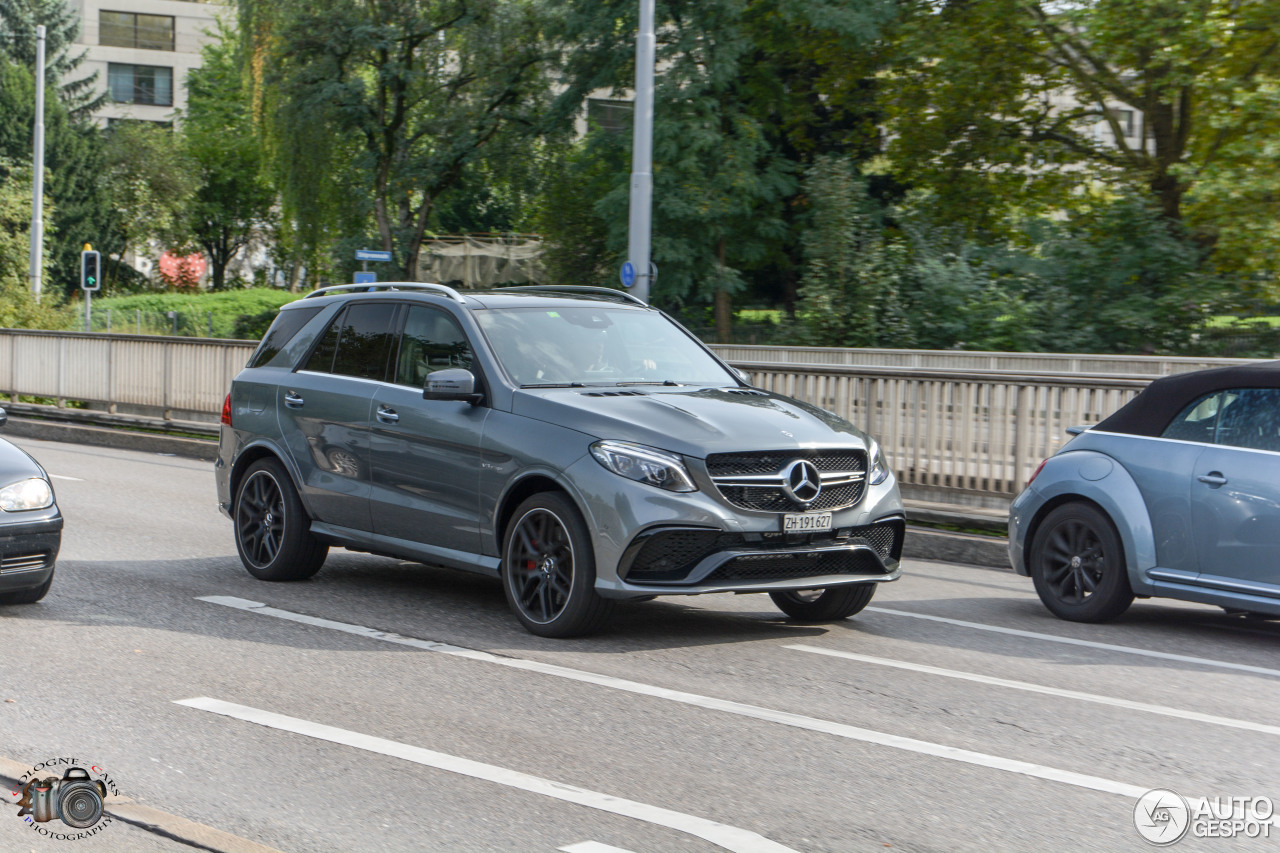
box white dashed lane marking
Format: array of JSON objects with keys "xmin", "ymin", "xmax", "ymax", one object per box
[
  {"xmin": 175, "ymin": 697, "xmax": 797, "ymax": 853},
  {"xmin": 867, "ymin": 606, "xmax": 1280, "ymax": 678},
  {"xmin": 198, "ymin": 596, "xmax": 1151, "ymax": 799},
  {"xmin": 788, "ymin": 645, "xmax": 1280, "ymax": 737}
]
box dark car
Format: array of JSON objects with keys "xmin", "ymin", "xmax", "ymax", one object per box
[
  {"xmin": 0, "ymin": 409, "xmax": 63, "ymax": 605},
  {"xmin": 215, "ymin": 284, "xmax": 905, "ymax": 637},
  {"xmin": 1010, "ymin": 362, "xmax": 1280, "ymax": 622}
]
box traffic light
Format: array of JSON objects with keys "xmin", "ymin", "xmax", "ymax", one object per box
[{"xmin": 80, "ymin": 249, "xmax": 100, "ymax": 292}]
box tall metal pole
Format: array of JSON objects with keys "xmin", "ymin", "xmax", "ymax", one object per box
[
  {"xmin": 29, "ymin": 25, "xmax": 46, "ymax": 303},
  {"xmin": 627, "ymin": 0, "xmax": 656, "ymax": 304}
]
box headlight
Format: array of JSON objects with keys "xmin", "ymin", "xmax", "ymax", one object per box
[
  {"xmin": 590, "ymin": 440, "xmax": 696, "ymax": 492},
  {"xmin": 868, "ymin": 438, "xmax": 891, "ymax": 486},
  {"xmin": 0, "ymin": 478, "xmax": 53, "ymax": 511}
]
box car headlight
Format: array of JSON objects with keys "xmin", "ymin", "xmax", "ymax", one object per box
[
  {"xmin": 590, "ymin": 440, "xmax": 696, "ymax": 492},
  {"xmin": 0, "ymin": 478, "xmax": 53, "ymax": 511},
  {"xmin": 868, "ymin": 438, "xmax": 891, "ymax": 486}
]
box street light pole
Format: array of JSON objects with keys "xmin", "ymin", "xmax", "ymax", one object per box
[
  {"xmin": 29, "ymin": 25, "xmax": 46, "ymax": 303},
  {"xmin": 627, "ymin": 0, "xmax": 656, "ymax": 304}
]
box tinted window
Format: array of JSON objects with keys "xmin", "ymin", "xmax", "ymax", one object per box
[
  {"xmin": 248, "ymin": 307, "xmax": 322, "ymax": 368},
  {"xmin": 303, "ymin": 309, "xmax": 344, "ymax": 374},
  {"xmin": 1213, "ymin": 388, "xmax": 1280, "ymax": 452},
  {"xmin": 393, "ymin": 306, "xmax": 473, "ymax": 387},
  {"xmin": 332, "ymin": 303, "xmax": 398, "ymax": 380},
  {"xmin": 1162, "ymin": 392, "xmax": 1223, "ymax": 443}
]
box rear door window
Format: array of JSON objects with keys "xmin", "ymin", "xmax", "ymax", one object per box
[
  {"xmin": 1162, "ymin": 392, "xmax": 1223, "ymax": 444},
  {"xmin": 302, "ymin": 303, "xmax": 399, "ymax": 380}
]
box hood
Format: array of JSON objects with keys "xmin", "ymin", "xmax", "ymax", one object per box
[
  {"xmin": 511, "ymin": 386, "xmax": 872, "ymax": 459},
  {"xmin": 0, "ymin": 436, "xmax": 48, "ymax": 484}
]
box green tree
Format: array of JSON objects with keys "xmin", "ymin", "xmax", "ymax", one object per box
[
  {"xmin": 100, "ymin": 122, "xmax": 196, "ymax": 287},
  {"xmin": 182, "ymin": 21, "xmax": 275, "ymax": 290},
  {"xmin": 0, "ymin": 0, "xmax": 104, "ymax": 115},
  {"xmin": 881, "ymin": 0, "xmax": 1280, "ymax": 233},
  {"xmin": 240, "ymin": 0, "xmax": 553, "ymax": 282}
]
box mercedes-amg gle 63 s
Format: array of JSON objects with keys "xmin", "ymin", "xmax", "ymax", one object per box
[{"xmin": 215, "ymin": 284, "xmax": 904, "ymax": 637}]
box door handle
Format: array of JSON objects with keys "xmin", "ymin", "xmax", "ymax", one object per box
[
  {"xmin": 376, "ymin": 405, "xmax": 399, "ymax": 424},
  {"xmin": 284, "ymin": 391, "xmax": 305, "ymax": 409},
  {"xmin": 1197, "ymin": 472, "xmax": 1228, "ymax": 486}
]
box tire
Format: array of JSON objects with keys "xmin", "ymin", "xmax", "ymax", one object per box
[
  {"xmin": 0, "ymin": 570, "xmax": 53, "ymax": 605},
  {"xmin": 501, "ymin": 492, "xmax": 614, "ymax": 638},
  {"xmin": 1030, "ymin": 502, "xmax": 1133, "ymax": 622},
  {"xmin": 233, "ymin": 458, "xmax": 328, "ymax": 581},
  {"xmin": 770, "ymin": 584, "xmax": 876, "ymax": 622}
]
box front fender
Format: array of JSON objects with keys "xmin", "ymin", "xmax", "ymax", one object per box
[{"xmin": 1009, "ymin": 450, "xmax": 1157, "ymax": 595}]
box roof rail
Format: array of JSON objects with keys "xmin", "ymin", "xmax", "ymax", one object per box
[
  {"xmin": 303, "ymin": 282, "xmax": 466, "ymax": 304},
  {"xmin": 499, "ymin": 285, "xmax": 649, "ymax": 307}
]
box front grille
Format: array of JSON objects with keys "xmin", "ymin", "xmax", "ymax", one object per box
[
  {"xmin": 0, "ymin": 552, "xmax": 50, "ymax": 572},
  {"xmin": 707, "ymin": 449, "xmax": 867, "ymax": 512},
  {"xmin": 705, "ymin": 549, "xmax": 888, "ymax": 583},
  {"xmin": 623, "ymin": 520, "xmax": 903, "ymax": 584}
]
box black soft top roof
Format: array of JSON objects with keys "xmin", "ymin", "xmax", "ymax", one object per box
[{"xmin": 1095, "ymin": 361, "xmax": 1280, "ymax": 436}]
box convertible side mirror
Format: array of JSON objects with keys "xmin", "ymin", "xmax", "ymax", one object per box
[
  {"xmin": 423, "ymin": 368, "xmax": 483, "ymax": 405},
  {"xmin": 0, "ymin": 407, "xmax": 7, "ymax": 427}
]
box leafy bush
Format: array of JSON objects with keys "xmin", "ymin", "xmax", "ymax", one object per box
[{"xmin": 88, "ymin": 289, "xmax": 302, "ymax": 338}]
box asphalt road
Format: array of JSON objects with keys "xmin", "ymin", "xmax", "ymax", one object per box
[{"xmin": 1, "ymin": 436, "xmax": 1278, "ymax": 853}]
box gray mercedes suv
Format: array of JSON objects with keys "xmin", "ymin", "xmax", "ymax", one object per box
[{"xmin": 215, "ymin": 284, "xmax": 904, "ymax": 636}]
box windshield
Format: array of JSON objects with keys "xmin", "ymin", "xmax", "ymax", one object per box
[{"xmin": 474, "ymin": 305, "xmax": 735, "ymax": 387}]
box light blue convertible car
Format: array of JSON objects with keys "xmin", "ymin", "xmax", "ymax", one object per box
[{"xmin": 1010, "ymin": 362, "xmax": 1280, "ymax": 622}]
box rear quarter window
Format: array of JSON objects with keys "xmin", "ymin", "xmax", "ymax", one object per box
[{"xmin": 247, "ymin": 306, "xmax": 323, "ymax": 368}]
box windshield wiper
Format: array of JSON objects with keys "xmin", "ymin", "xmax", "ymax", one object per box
[
  {"xmin": 520, "ymin": 382, "xmax": 586, "ymax": 388},
  {"xmin": 614, "ymin": 380, "xmax": 682, "ymax": 386}
]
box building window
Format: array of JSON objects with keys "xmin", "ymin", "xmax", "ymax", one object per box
[
  {"xmin": 100, "ymin": 11, "xmax": 175, "ymax": 51},
  {"xmin": 1106, "ymin": 109, "xmax": 1135, "ymax": 137},
  {"xmin": 587, "ymin": 98, "xmax": 632, "ymax": 134},
  {"xmin": 108, "ymin": 63, "xmax": 173, "ymax": 107}
]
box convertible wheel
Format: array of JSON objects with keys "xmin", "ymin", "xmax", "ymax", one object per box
[
  {"xmin": 0, "ymin": 570, "xmax": 53, "ymax": 605},
  {"xmin": 502, "ymin": 493, "xmax": 613, "ymax": 638},
  {"xmin": 234, "ymin": 458, "xmax": 328, "ymax": 581},
  {"xmin": 1030, "ymin": 502, "xmax": 1133, "ymax": 622},
  {"xmin": 770, "ymin": 584, "xmax": 876, "ymax": 622}
]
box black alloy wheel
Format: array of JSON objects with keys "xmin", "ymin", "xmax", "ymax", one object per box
[
  {"xmin": 770, "ymin": 583, "xmax": 876, "ymax": 622},
  {"xmin": 501, "ymin": 493, "xmax": 613, "ymax": 638},
  {"xmin": 1030, "ymin": 502, "xmax": 1133, "ymax": 622},
  {"xmin": 233, "ymin": 458, "xmax": 328, "ymax": 581}
]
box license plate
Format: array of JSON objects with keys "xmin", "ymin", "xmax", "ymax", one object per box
[{"xmin": 783, "ymin": 512, "xmax": 832, "ymax": 533}]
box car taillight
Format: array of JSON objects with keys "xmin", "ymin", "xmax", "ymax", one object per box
[
  {"xmin": 1027, "ymin": 458, "xmax": 1048, "ymax": 486},
  {"xmin": 221, "ymin": 393, "xmax": 233, "ymax": 427}
]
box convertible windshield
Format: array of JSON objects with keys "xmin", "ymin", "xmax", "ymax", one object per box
[{"xmin": 474, "ymin": 305, "xmax": 735, "ymax": 387}]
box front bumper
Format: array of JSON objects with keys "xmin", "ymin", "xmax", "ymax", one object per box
[
  {"xmin": 562, "ymin": 454, "xmax": 906, "ymax": 599},
  {"xmin": 0, "ymin": 511, "xmax": 62, "ymax": 594}
]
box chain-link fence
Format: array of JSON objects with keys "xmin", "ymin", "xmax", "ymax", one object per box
[{"xmin": 80, "ymin": 309, "xmax": 230, "ymax": 338}]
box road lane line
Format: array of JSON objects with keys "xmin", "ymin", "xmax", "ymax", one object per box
[
  {"xmin": 788, "ymin": 645, "xmax": 1280, "ymax": 737},
  {"xmin": 48, "ymin": 474, "xmax": 83, "ymax": 481},
  {"xmin": 175, "ymin": 697, "xmax": 797, "ymax": 853},
  {"xmin": 867, "ymin": 607, "xmax": 1280, "ymax": 678},
  {"xmin": 560, "ymin": 843, "xmax": 641, "ymax": 853},
  {"xmin": 197, "ymin": 596, "xmax": 1149, "ymax": 799}
]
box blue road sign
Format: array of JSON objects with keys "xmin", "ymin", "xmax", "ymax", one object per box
[
  {"xmin": 355, "ymin": 249, "xmax": 393, "ymax": 262},
  {"xmin": 354, "ymin": 271, "xmax": 377, "ymax": 284},
  {"xmin": 620, "ymin": 261, "xmax": 636, "ymax": 288}
]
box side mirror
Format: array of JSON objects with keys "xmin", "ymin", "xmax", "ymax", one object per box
[
  {"xmin": 732, "ymin": 368, "xmax": 753, "ymax": 386},
  {"xmin": 0, "ymin": 407, "xmax": 7, "ymax": 427},
  {"xmin": 423, "ymin": 368, "xmax": 483, "ymax": 405}
]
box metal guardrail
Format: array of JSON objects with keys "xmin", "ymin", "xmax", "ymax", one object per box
[
  {"xmin": 6, "ymin": 330, "xmax": 1248, "ymax": 499},
  {"xmin": 709, "ymin": 344, "xmax": 1256, "ymax": 377},
  {"xmin": 0, "ymin": 329, "xmax": 255, "ymax": 423}
]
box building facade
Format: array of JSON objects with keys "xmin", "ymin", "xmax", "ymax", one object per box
[{"xmin": 69, "ymin": 0, "xmax": 226, "ymax": 125}]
